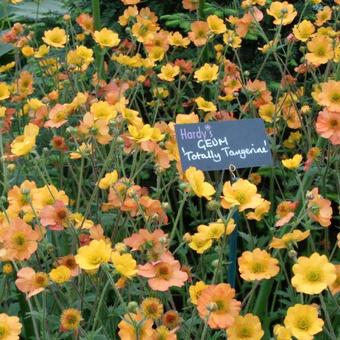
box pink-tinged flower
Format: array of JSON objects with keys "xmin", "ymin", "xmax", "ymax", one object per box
[
  {"xmin": 123, "ymin": 228, "xmax": 166, "ymax": 251},
  {"xmin": 138, "ymin": 253, "xmax": 188, "ymax": 291},
  {"xmin": 2, "ymin": 218, "xmax": 40, "ymax": 261},
  {"xmin": 15, "ymin": 267, "xmax": 48, "ymax": 298},
  {"xmin": 316, "ymin": 109, "xmax": 340, "ymax": 145},
  {"xmin": 307, "ymin": 188, "xmax": 333, "ymax": 227},
  {"xmin": 44, "ymin": 104, "xmax": 69, "ymax": 128},
  {"xmin": 57, "ymin": 255, "xmax": 80, "ymax": 277},
  {"xmin": 40, "ymin": 200, "xmax": 69, "ymax": 230}
]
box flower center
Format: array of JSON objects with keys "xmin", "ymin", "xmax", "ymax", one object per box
[
  {"xmin": 329, "ymin": 119, "xmax": 338, "ymax": 128},
  {"xmin": 238, "ymin": 327, "xmax": 252, "ymax": 337},
  {"xmin": 307, "ymin": 270, "xmax": 321, "ymax": 282},
  {"xmin": 331, "ymin": 93, "xmax": 340, "ymax": 103},
  {"xmin": 155, "ymin": 263, "xmax": 172, "ymax": 280},
  {"xmin": 0, "ymin": 325, "xmax": 9, "ymax": 337},
  {"xmin": 236, "ymin": 193, "xmax": 247, "ymax": 204},
  {"xmin": 297, "ymin": 318, "xmax": 310, "ymax": 330},
  {"xmin": 13, "ymin": 233, "xmax": 26, "ymax": 247},
  {"xmin": 252, "ymin": 262, "xmax": 265, "ymax": 273},
  {"xmin": 315, "ymin": 47, "xmax": 326, "ymax": 57},
  {"xmin": 214, "ymin": 299, "xmax": 229, "ymax": 313}
]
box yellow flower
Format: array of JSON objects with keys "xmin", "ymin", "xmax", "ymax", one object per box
[
  {"xmin": 267, "ymin": 2, "xmax": 297, "ymax": 26},
  {"xmin": 246, "ymin": 200, "xmax": 271, "ymax": 221},
  {"xmin": 223, "ymin": 30, "xmax": 242, "ymax": 49},
  {"xmin": 42, "ymin": 27, "xmax": 68, "ymax": 48},
  {"xmin": 269, "ymin": 230, "xmax": 310, "ymax": 249},
  {"xmin": 281, "ymin": 154, "xmax": 302, "ymax": 169},
  {"xmin": 238, "ymin": 248, "xmax": 280, "ymax": 281},
  {"xmin": 226, "ymin": 313, "xmax": 264, "ymax": 340},
  {"xmin": 49, "ymin": 265, "xmax": 71, "ymax": 284},
  {"xmin": 188, "ymin": 232, "xmax": 213, "ymax": 254},
  {"xmin": 168, "ymin": 32, "xmax": 190, "ymax": 48},
  {"xmin": 184, "ymin": 166, "xmax": 216, "ymax": 200},
  {"xmin": 194, "ymin": 63, "xmax": 219, "ymax": 83},
  {"xmin": 11, "ymin": 123, "xmax": 39, "ymax": 156},
  {"xmin": 75, "ymin": 239, "xmax": 111, "ymax": 271},
  {"xmin": 221, "ymin": 179, "xmax": 263, "ymax": 212},
  {"xmin": 291, "ymin": 252, "xmax": 336, "ymax": 294},
  {"xmin": 195, "ymin": 97, "xmax": 217, "ymax": 112},
  {"xmin": 207, "ymin": 15, "xmax": 226, "ymax": 34},
  {"xmin": 141, "ymin": 298, "xmax": 163, "ymax": 320},
  {"xmin": 93, "ymin": 28, "xmax": 120, "ymax": 48},
  {"xmin": 273, "ymin": 324, "xmax": 292, "ymax": 340},
  {"xmin": 111, "ymin": 251, "xmax": 137, "ymax": 279},
  {"xmin": 189, "ymin": 281, "xmax": 207, "ymax": 304},
  {"xmin": 0, "ymin": 313, "xmax": 22, "ymax": 339},
  {"xmin": 90, "ymin": 101, "xmax": 117, "ymax": 122},
  {"xmin": 21, "ymin": 46, "xmax": 34, "ymax": 57},
  {"xmin": 157, "ymin": 64, "xmax": 180, "ymax": 82},
  {"xmin": 0, "ymin": 61, "xmax": 15, "ymax": 73},
  {"xmin": 67, "ymin": 46, "xmax": 94, "ymax": 71},
  {"xmin": 0, "ymin": 106, "xmax": 6, "ymax": 118},
  {"xmin": 284, "ymin": 304, "xmax": 324, "ymax": 339},
  {"xmin": 34, "ymin": 44, "xmax": 50, "ymax": 58},
  {"xmin": 0, "ymin": 82, "xmax": 10, "ymax": 101},
  {"xmin": 292, "ymin": 20, "xmax": 315, "ymax": 42},
  {"xmin": 128, "ymin": 124, "xmax": 164, "ymax": 143},
  {"xmin": 305, "ymin": 35, "xmax": 334, "ymax": 66},
  {"xmin": 60, "ymin": 309, "xmax": 82, "ymax": 332},
  {"xmin": 197, "ymin": 218, "xmax": 236, "ymax": 240},
  {"xmin": 98, "ymin": 170, "xmax": 119, "ymax": 189},
  {"xmin": 258, "ymin": 102, "xmax": 277, "ymax": 123}
]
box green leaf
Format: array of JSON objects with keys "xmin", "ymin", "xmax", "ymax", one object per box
[
  {"xmin": 8, "ymin": 0, "xmax": 66, "ymax": 20},
  {"xmin": 0, "ymin": 42, "xmax": 14, "ymax": 57}
]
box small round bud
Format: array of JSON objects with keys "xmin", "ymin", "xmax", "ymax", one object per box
[
  {"xmin": 7, "ymin": 164, "xmax": 16, "ymax": 171},
  {"xmin": 211, "ymin": 259, "xmax": 219, "ymax": 268},
  {"xmin": 63, "ymin": 14, "xmax": 71, "ymax": 21},
  {"xmin": 179, "ymin": 182, "xmax": 190, "ymax": 191},
  {"xmin": 183, "ymin": 233, "xmax": 192, "ymax": 242},
  {"xmin": 288, "ymin": 249, "xmax": 297, "ymax": 260},
  {"xmin": 243, "ymin": 70, "xmax": 250, "ymax": 77},
  {"xmin": 206, "ymin": 200, "xmax": 220, "ymax": 211},
  {"xmin": 127, "ymin": 301, "xmax": 139, "ymax": 313}
]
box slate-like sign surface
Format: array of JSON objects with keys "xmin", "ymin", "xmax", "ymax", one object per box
[{"xmin": 175, "ymin": 118, "xmax": 273, "ymax": 171}]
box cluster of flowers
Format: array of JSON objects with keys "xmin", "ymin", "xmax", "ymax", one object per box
[{"xmin": 0, "ymin": 0, "xmax": 339, "ymax": 338}]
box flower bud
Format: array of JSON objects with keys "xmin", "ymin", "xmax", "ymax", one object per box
[
  {"xmin": 128, "ymin": 301, "xmax": 139, "ymax": 313},
  {"xmin": 206, "ymin": 200, "xmax": 220, "ymax": 211}
]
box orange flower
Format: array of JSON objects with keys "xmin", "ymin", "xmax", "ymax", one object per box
[
  {"xmin": 306, "ymin": 35, "xmax": 334, "ymax": 65},
  {"xmin": 15, "ymin": 267, "xmax": 48, "ymax": 298},
  {"xmin": 275, "ymin": 201, "xmax": 298, "ymax": 227},
  {"xmin": 307, "ymin": 188, "xmax": 332, "ymax": 227},
  {"xmin": 197, "ymin": 283, "xmax": 241, "ymax": 329},
  {"xmin": 76, "ymin": 13, "xmax": 94, "ymax": 33},
  {"xmin": 138, "ymin": 253, "xmax": 188, "ymax": 291},
  {"xmin": 2, "ymin": 218, "xmax": 40, "ymax": 261},
  {"xmin": 118, "ymin": 313, "xmax": 153, "ymax": 339},
  {"xmin": 40, "ymin": 200, "xmax": 69, "ymax": 230},
  {"xmin": 44, "ymin": 103, "xmax": 69, "ymax": 128},
  {"xmin": 188, "ymin": 21, "xmax": 209, "ymax": 46},
  {"xmin": 316, "ymin": 109, "xmax": 340, "ymax": 145},
  {"xmin": 315, "ymin": 6, "xmax": 332, "ymax": 27},
  {"xmin": 7, "ymin": 180, "xmax": 37, "ymax": 215},
  {"xmin": 182, "ymin": 0, "xmax": 199, "ymax": 11},
  {"xmin": 329, "ymin": 264, "xmax": 340, "ymax": 295},
  {"xmin": 270, "ymin": 230, "xmax": 310, "ymax": 249},
  {"xmin": 238, "ymin": 248, "xmax": 280, "ymax": 281},
  {"xmin": 315, "ymin": 80, "xmax": 340, "ymax": 111},
  {"xmin": 245, "ymin": 80, "xmax": 272, "ymax": 108},
  {"xmin": 57, "ymin": 255, "xmax": 80, "ymax": 276},
  {"xmin": 78, "ymin": 112, "xmax": 112, "ymax": 145},
  {"xmin": 267, "ymin": 1, "xmax": 297, "ymax": 26},
  {"xmin": 221, "ymin": 179, "xmax": 263, "ymax": 212}
]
